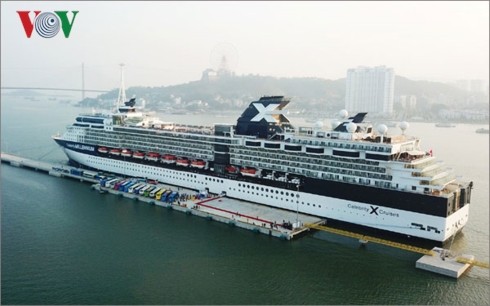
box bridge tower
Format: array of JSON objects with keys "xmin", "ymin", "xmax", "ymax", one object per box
[
  {"xmin": 116, "ymin": 63, "xmax": 127, "ymax": 110},
  {"xmin": 81, "ymin": 62, "xmax": 85, "ymax": 101}
]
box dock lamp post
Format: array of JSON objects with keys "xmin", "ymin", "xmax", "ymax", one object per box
[{"xmin": 295, "ymin": 184, "xmax": 300, "ymax": 228}]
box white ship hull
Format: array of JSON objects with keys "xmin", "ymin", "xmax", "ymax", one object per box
[{"xmin": 63, "ymin": 146, "xmax": 469, "ymax": 243}]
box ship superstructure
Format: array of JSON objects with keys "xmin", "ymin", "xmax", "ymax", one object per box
[{"xmin": 53, "ymin": 96, "xmax": 472, "ymax": 245}]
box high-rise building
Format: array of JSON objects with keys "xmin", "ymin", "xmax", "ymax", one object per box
[
  {"xmin": 454, "ymin": 79, "xmax": 486, "ymax": 93},
  {"xmin": 399, "ymin": 95, "xmax": 417, "ymax": 110},
  {"xmin": 345, "ymin": 66, "xmax": 395, "ymax": 115}
]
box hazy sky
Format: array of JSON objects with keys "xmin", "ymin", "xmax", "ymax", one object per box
[{"xmin": 1, "ymin": 1, "xmax": 488, "ymax": 91}]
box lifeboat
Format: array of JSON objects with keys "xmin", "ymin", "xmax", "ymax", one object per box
[
  {"xmin": 109, "ymin": 149, "xmax": 121, "ymax": 156},
  {"xmin": 190, "ymin": 160, "xmax": 206, "ymax": 169},
  {"xmin": 240, "ymin": 167, "xmax": 258, "ymax": 177},
  {"xmin": 133, "ymin": 151, "xmax": 145, "ymax": 159},
  {"xmin": 176, "ymin": 158, "xmax": 190, "ymax": 167},
  {"xmin": 146, "ymin": 152, "xmax": 160, "ymax": 162},
  {"xmin": 121, "ymin": 149, "xmax": 132, "ymax": 157},
  {"xmin": 98, "ymin": 146, "xmax": 108, "ymax": 154},
  {"xmin": 225, "ymin": 165, "xmax": 238, "ymax": 173},
  {"xmin": 162, "ymin": 154, "xmax": 177, "ymax": 164}
]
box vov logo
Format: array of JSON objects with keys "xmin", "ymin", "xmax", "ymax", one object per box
[{"xmin": 17, "ymin": 11, "xmax": 79, "ymax": 38}]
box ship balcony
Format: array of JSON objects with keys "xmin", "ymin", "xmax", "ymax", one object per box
[
  {"xmin": 411, "ymin": 166, "xmax": 446, "ymax": 178},
  {"xmin": 403, "ymin": 157, "xmax": 436, "ymax": 169},
  {"xmin": 429, "ymin": 173, "xmax": 456, "ymax": 187},
  {"xmin": 417, "ymin": 160, "xmax": 444, "ymax": 173}
]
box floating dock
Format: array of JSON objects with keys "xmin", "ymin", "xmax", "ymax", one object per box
[
  {"xmin": 416, "ymin": 247, "xmax": 475, "ymax": 278},
  {"xmin": 95, "ymin": 183, "xmax": 322, "ymax": 240}
]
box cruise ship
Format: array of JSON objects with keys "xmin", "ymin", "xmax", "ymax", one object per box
[{"xmin": 53, "ymin": 95, "xmax": 472, "ymax": 245}]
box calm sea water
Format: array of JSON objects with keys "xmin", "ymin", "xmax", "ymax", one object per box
[{"xmin": 1, "ymin": 95, "xmax": 489, "ymax": 305}]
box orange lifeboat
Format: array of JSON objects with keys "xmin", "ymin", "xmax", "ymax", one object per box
[
  {"xmin": 225, "ymin": 165, "xmax": 238, "ymax": 173},
  {"xmin": 133, "ymin": 151, "xmax": 145, "ymax": 159},
  {"xmin": 240, "ymin": 167, "xmax": 258, "ymax": 177},
  {"xmin": 146, "ymin": 152, "xmax": 160, "ymax": 162},
  {"xmin": 190, "ymin": 160, "xmax": 206, "ymax": 169},
  {"xmin": 109, "ymin": 149, "xmax": 121, "ymax": 156},
  {"xmin": 176, "ymin": 158, "xmax": 190, "ymax": 167},
  {"xmin": 98, "ymin": 146, "xmax": 108, "ymax": 154},
  {"xmin": 162, "ymin": 154, "xmax": 177, "ymax": 164},
  {"xmin": 121, "ymin": 149, "xmax": 132, "ymax": 157}
]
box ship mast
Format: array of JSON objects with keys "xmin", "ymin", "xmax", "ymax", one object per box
[{"xmin": 116, "ymin": 63, "xmax": 127, "ymax": 111}]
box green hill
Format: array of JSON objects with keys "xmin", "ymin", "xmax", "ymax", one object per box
[{"xmin": 80, "ymin": 74, "xmax": 487, "ymax": 118}]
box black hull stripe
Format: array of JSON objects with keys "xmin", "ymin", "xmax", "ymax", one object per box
[{"xmin": 55, "ymin": 139, "xmax": 450, "ymax": 217}]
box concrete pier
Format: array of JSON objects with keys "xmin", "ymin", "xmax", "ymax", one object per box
[
  {"xmin": 1, "ymin": 152, "xmax": 53, "ymax": 171},
  {"xmin": 1, "ymin": 152, "xmax": 98, "ymax": 184},
  {"xmin": 416, "ymin": 247, "xmax": 474, "ymax": 278},
  {"xmin": 95, "ymin": 184, "xmax": 322, "ymax": 240},
  {"xmin": 1, "ymin": 151, "xmax": 321, "ymax": 240}
]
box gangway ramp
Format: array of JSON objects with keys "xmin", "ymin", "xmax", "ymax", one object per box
[
  {"xmin": 306, "ymin": 222, "xmax": 489, "ymax": 278},
  {"xmin": 305, "ymin": 222, "xmax": 435, "ymax": 255},
  {"xmin": 456, "ymin": 257, "xmax": 490, "ymax": 269}
]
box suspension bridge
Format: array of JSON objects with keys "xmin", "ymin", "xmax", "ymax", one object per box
[{"xmin": 1, "ymin": 86, "xmax": 110, "ymax": 93}]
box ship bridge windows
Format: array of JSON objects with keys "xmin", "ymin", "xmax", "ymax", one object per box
[
  {"xmin": 333, "ymin": 150, "xmax": 360, "ymax": 158},
  {"xmin": 245, "ymin": 140, "xmax": 261, "ymax": 147},
  {"xmin": 366, "ymin": 153, "xmax": 390, "ymax": 161},
  {"xmin": 306, "ymin": 147, "xmax": 324, "ymax": 154},
  {"xmin": 74, "ymin": 123, "xmax": 90, "ymax": 127},
  {"xmin": 264, "ymin": 142, "xmax": 281, "ymax": 149},
  {"xmin": 284, "ymin": 144, "xmax": 302, "ymax": 152}
]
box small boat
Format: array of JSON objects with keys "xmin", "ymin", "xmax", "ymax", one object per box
[
  {"xmin": 162, "ymin": 154, "xmax": 177, "ymax": 164},
  {"xmin": 176, "ymin": 158, "xmax": 190, "ymax": 167},
  {"xmin": 225, "ymin": 165, "xmax": 238, "ymax": 173},
  {"xmin": 109, "ymin": 149, "xmax": 121, "ymax": 155},
  {"xmin": 240, "ymin": 167, "xmax": 258, "ymax": 177},
  {"xmin": 121, "ymin": 149, "xmax": 132, "ymax": 157},
  {"xmin": 476, "ymin": 128, "xmax": 489, "ymax": 134},
  {"xmin": 98, "ymin": 146, "xmax": 108, "ymax": 154},
  {"xmin": 190, "ymin": 160, "xmax": 206, "ymax": 169},
  {"xmin": 133, "ymin": 151, "xmax": 145, "ymax": 159},
  {"xmin": 146, "ymin": 152, "xmax": 160, "ymax": 162},
  {"xmin": 435, "ymin": 122, "xmax": 456, "ymax": 128}
]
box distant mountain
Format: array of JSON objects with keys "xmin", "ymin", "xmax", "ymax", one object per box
[
  {"xmin": 83, "ymin": 74, "xmax": 487, "ymax": 117},
  {"xmin": 93, "ymin": 75, "xmax": 346, "ymax": 112}
]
